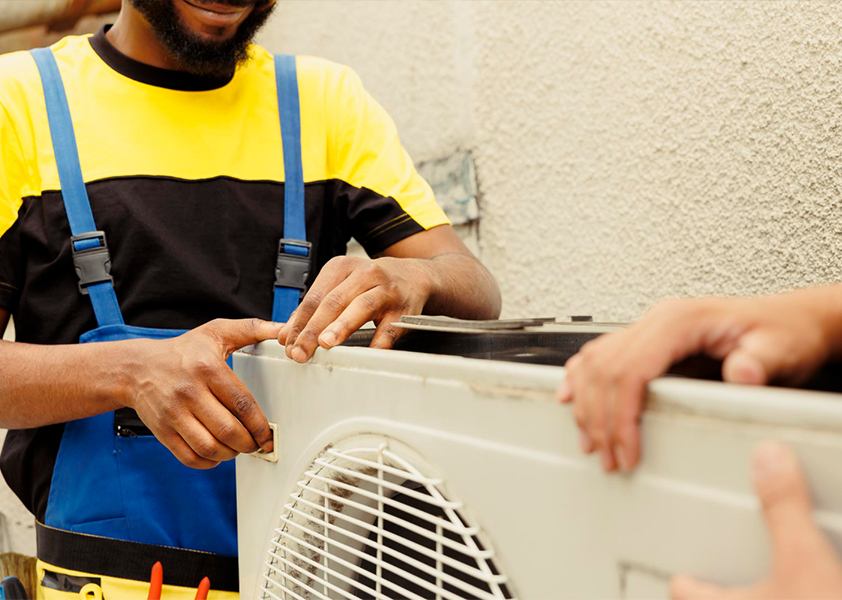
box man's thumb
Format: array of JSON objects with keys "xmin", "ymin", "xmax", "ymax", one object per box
[
  {"xmin": 751, "ymin": 441, "xmax": 817, "ymax": 559},
  {"xmin": 206, "ymin": 318, "xmax": 284, "ymax": 354}
]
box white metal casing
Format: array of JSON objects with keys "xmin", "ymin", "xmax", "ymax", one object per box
[{"xmin": 235, "ymin": 341, "xmax": 842, "ymax": 599}]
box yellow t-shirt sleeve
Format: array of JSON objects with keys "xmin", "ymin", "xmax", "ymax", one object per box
[
  {"xmin": 0, "ymin": 50, "xmax": 38, "ymax": 239},
  {"xmin": 0, "ymin": 99, "xmax": 26, "ymax": 238},
  {"xmin": 325, "ymin": 64, "xmax": 449, "ymax": 233}
]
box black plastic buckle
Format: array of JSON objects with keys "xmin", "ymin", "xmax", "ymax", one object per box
[
  {"xmin": 275, "ymin": 238, "xmax": 312, "ymax": 293},
  {"xmin": 70, "ymin": 231, "xmax": 113, "ymax": 295}
]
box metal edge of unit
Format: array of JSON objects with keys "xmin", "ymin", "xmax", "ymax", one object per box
[{"xmin": 237, "ymin": 342, "xmax": 842, "ymax": 433}]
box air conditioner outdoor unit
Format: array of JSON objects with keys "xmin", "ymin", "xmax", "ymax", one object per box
[{"xmin": 234, "ymin": 322, "xmax": 842, "ymax": 600}]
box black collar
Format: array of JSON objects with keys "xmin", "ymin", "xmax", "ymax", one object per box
[{"xmin": 89, "ymin": 25, "xmax": 235, "ymax": 92}]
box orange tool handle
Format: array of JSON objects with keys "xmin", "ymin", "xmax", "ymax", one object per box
[
  {"xmin": 194, "ymin": 577, "xmax": 211, "ymax": 600},
  {"xmin": 147, "ymin": 561, "xmax": 163, "ymax": 600},
  {"xmin": 146, "ymin": 560, "xmax": 210, "ymax": 599}
]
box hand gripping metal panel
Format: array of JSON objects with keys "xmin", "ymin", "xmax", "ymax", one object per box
[{"xmin": 234, "ymin": 336, "xmax": 842, "ymax": 599}]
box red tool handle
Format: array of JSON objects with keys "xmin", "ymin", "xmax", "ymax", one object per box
[
  {"xmin": 194, "ymin": 576, "xmax": 211, "ymax": 600},
  {"xmin": 146, "ymin": 560, "xmax": 210, "ymax": 599},
  {"xmin": 147, "ymin": 561, "xmax": 163, "ymax": 600}
]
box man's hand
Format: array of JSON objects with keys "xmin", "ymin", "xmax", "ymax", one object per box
[
  {"xmin": 278, "ymin": 225, "xmax": 500, "ymax": 363},
  {"xmin": 671, "ymin": 441, "xmax": 842, "ymax": 600},
  {"xmin": 557, "ymin": 286, "xmax": 842, "ymax": 472},
  {"xmin": 125, "ymin": 318, "xmax": 281, "ymax": 469},
  {"xmin": 278, "ymin": 256, "xmax": 433, "ymax": 362}
]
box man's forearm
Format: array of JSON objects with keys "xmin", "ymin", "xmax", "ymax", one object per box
[
  {"xmin": 0, "ymin": 319, "xmax": 281, "ymax": 467},
  {"xmin": 419, "ymin": 252, "xmax": 502, "ymax": 321},
  {"xmin": 0, "ymin": 339, "xmax": 133, "ymax": 428}
]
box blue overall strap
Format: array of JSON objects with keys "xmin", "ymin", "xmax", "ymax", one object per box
[
  {"xmin": 30, "ymin": 48, "xmax": 124, "ymax": 327},
  {"xmin": 272, "ymin": 55, "xmax": 310, "ymax": 323}
]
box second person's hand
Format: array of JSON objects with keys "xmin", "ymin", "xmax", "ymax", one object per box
[
  {"xmin": 671, "ymin": 441, "xmax": 842, "ymax": 600},
  {"xmin": 557, "ymin": 286, "xmax": 842, "ymax": 472}
]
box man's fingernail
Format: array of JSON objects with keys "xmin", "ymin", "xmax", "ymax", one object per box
[
  {"xmin": 320, "ymin": 331, "xmax": 337, "ymax": 347},
  {"xmin": 291, "ymin": 347, "xmax": 307, "ymax": 363},
  {"xmin": 615, "ymin": 445, "xmax": 630, "ymax": 471},
  {"xmin": 579, "ymin": 430, "xmax": 593, "ymax": 453},
  {"xmin": 556, "ymin": 380, "xmax": 571, "ymax": 402}
]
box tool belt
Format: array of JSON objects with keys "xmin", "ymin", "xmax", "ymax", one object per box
[{"xmin": 36, "ymin": 522, "xmax": 239, "ymax": 592}]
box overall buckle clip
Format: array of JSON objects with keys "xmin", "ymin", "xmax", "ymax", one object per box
[
  {"xmin": 275, "ymin": 238, "xmax": 311, "ymax": 295},
  {"xmin": 70, "ymin": 231, "xmax": 113, "ymax": 295}
]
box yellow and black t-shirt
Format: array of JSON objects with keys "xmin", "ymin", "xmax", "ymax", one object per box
[{"xmin": 0, "ymin": 26, "xmax": 449, "ymax": 519}]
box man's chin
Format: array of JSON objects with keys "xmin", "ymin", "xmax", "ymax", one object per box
[
  {"xmin": 128, "ymin": 0, "xmax": 276, "ymax": 77},
  {"xmin": 174, "ymin": 0, "xmax": 254, "ymax": 42}
]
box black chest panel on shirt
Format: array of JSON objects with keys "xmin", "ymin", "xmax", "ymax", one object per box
[{"xmin": 12, "ymin": 176, "xmax": 351, "ymax": 345}]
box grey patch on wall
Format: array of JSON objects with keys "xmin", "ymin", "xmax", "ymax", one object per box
[
  {"xmin": 416, "ymin": 150, "xmax": 479, "ymax": 226},
  {"xmin": 345, "ymin": 149, "xmax": 481, "ymax": 258}
]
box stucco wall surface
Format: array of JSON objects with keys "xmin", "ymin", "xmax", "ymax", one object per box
[{"xmin": 259, "ymin": 0, "xmax": 842, "ymax": 321}]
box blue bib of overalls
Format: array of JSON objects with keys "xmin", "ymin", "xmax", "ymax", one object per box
[{"xmin": 29, "ymin": 48, "xmax": 309, "ymax": 557}]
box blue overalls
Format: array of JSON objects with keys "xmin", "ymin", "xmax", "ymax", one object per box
[{"xmin": 28, "ymin": 46, "xmax": 309, "ymax": 572}]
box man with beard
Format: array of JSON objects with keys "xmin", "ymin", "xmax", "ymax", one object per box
[{"xmin": 0, "ymin": 0, "xmax": 501, "ymax": 595}]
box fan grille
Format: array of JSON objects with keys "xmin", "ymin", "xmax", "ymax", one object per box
[{"xmin": 260, "ymin": 441, "xmax": 514, "ymax": 600}]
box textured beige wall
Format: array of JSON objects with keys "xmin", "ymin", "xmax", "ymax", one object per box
[
  {"xmin": 258, "ymin": 0, "xmax": 842, "ymax": 321},
  {"xmin": 0, "ymin": 13, "xmax": 114, "ymax": 54}
]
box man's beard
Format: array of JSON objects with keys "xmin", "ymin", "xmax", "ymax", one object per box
[{"xmin": 128, "ymin": 0, "xmax": 276, "ymax": 78}]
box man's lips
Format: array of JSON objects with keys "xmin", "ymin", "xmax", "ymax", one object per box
[
  {"xmin": 186, "ymin": 0, "xmax": 249, "ymax": 14},
  {"xmin": 181, "ymin": 0, "xmax": 253, "ymax": 26}
]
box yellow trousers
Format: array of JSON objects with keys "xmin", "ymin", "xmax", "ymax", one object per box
[{"xmin": 35, "ymin": 560, "xmax": 240, "ymax": 600}]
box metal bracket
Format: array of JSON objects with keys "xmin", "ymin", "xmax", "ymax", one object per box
[
  {"xmin": 250, "ymin": 422, "xmax": 279, "ymax": 463},
  {"xmin": 395, "ymin": 315, "xmax": 557, "ymax": 332}
]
